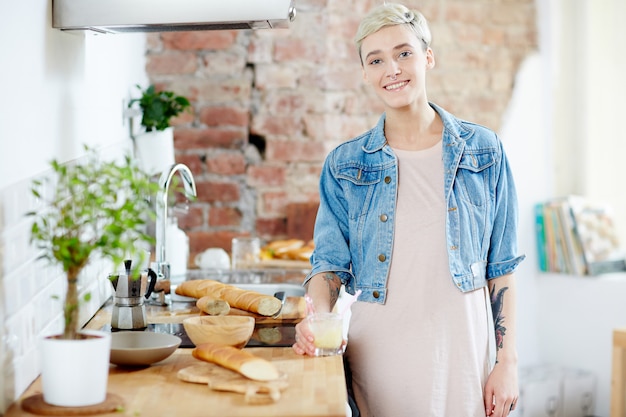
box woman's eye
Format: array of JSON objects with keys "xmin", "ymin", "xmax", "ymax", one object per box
[
  {"xmin": 399, "ymin": 51, "xmax": 412, "ymax": 59},
  {"xmin": 368, "ymin": 58, "xmax": 382, "ymax": 65}
]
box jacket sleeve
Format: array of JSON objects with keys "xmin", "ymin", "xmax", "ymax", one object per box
[
  {"xmin": 486, "ymin": 138, "xmax": 526, "ymax": 279},
  {"xmin": 303, "ymin": 151, "xmax": 356, "ymax": 289}
]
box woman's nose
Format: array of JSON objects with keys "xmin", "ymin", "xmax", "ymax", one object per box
[{"xmin": 387, "ymin": 62, "xmax": 401, "ymax": 79}]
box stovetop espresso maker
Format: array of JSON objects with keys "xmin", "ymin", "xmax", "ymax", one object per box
[{"xmin": 109, "ymin": 259, "xmax": 157, "ymax": 330}]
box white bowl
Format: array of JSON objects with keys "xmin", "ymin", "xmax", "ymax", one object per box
[{"xmin": 110, "ymin": 331, "xmax": 181, "ymax": 366}]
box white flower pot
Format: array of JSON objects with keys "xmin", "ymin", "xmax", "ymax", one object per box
[
  {"xmin": 40, "ymin": 330, "xmax": 111, "ymax": 407},
  {"xmin": 134, "ymin": 127, "xmax": 175, "ymax": 176}
]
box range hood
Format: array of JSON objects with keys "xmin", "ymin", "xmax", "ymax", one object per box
[{"xmin": 52, "ymin": 0, "xmax": 296, "ymax": 34}]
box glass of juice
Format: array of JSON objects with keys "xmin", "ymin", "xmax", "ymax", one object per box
[{"xmin": 307, "ymin": 313, "xmax": 344, "ymax": 356}]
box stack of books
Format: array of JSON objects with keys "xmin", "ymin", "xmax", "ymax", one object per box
[{"xmin": 535, "ymin": 196, "xmax": 626, "ymax": 275}]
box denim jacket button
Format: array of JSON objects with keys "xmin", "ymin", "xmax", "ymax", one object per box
[
  {"xmin": 379, "ymin": 214, "xmax": 388, "ymax": 222},
  {"xmin": 373, "ymin": 290, "xmax": 380, "ymax": 298},
  {"xmin": 378, "ymin": 254, "xmax": 386, "ymax": 262},
  {"xmin": 384, "ymin": 176, "xmax": 391, "ymax": 184}
]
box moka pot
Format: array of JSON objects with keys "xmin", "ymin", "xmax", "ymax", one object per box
[{"xmin": 109, "ymin": 260, "xmax": 157, "ymax": 330}]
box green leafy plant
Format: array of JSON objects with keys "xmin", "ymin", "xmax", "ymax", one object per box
[
  {"xmin": 128, "ymin": 84, "xmax": 191, "ymax": 132},
  {"xmin": 28, "ymin": 145, "xmax": 160, "ymax": 339}
]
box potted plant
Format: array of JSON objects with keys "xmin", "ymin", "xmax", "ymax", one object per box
[
  {"xmin": 128, "ymin": 84, "xmax": 191, "ymax": 176},
  {"xmin": 28, "ymin": 145, "xmax": 159, "ymax": 407}
]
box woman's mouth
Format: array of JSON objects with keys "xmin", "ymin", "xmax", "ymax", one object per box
[{"xmin": 384, "ymin": 80, "xmax": 408, "ymax": 91}]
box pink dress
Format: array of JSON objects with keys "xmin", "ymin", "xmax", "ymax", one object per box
[{"xmin": 346, "ymin": 143, "xmax": 493, "ymax": 416}]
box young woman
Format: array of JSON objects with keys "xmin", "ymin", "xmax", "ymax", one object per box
[{"xmin": 293, "ymin": 3, "xmax": 525, "ymax": 417}]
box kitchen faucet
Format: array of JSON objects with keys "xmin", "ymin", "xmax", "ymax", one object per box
[{"xmin": 153, "ymin": 163, "xmax": 197, "ymax": 284}]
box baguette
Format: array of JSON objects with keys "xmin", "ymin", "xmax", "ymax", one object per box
[
  {"xmin": 262, "ymin": 238, "xmax": 315, "ymax": 261},
  {"xmin": 176, "ymin": 280, "xmax": 282, "ymax": 317},
  {"xmin": 196, "ymin": 296, "xmax": 230, "ymax": 316},
  {"xmin": 264, "ymin": 239, "xmax": 304, "ymax": 258},
  {"xmin": 284, "ymin": 246, "xmax": 314, "ymax": 261},
  {"xmin": 192, "ymin": 342, "xmax": 279, "ymax": 381}
]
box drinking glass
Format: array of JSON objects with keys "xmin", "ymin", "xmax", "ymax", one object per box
[
  {"xmin": 307, "ymin": 313, "xmax": 344, "ymax": 356},
  {"xmin": 231, "ymin": 237, "xmax": 261, "ymax": 270}
]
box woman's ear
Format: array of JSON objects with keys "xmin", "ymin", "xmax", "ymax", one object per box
[{"xmin": 426, "ymin": 48, "xmax": 436, "ymax": 70}]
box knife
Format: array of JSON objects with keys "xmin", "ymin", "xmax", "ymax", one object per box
[{"xmin": 272, "ymin": 291, "xmax": 286, "ymax": 319}]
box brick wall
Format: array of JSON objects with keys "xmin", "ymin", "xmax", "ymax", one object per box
[{"xmin": 145, "ymin": 0, "xmax": 537, "ymax": 259}]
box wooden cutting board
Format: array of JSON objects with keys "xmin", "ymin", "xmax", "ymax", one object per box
[
  {"xmin": 226, "ymin": 296, "xmax": 305, "ymax": 324},
  {"xmin": 105, "ymin": 296, "xmax": 305, "ymax": 326},
  {"xmin": 177, "ymin": 362, "xmax": 289, "ymax": 404}
]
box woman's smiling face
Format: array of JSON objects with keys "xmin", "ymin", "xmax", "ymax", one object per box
[{"xmin": 360, "ymin": 24, "xmax": 435, "ymax": 110}]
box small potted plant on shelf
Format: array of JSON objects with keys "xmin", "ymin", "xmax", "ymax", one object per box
[
  {"xmin": 128, "ymin": 84, "xmax": 191, "ymax": 176},
  {"xmin": 28, "ymin": 145, "xmax": 159, "ymax": 407}
]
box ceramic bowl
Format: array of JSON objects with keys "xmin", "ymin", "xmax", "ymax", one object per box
[
  {"xmin": 183, "ymin": 315, "xmax": 255, "ymax": 348},
  {"xmin": 110, "ymin": 331, "xmax": 181, "ymax": 366}
]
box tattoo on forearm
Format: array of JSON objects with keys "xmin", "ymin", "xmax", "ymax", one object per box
[
  {"xmin": 489, "ymin": 285, "xmax": 509, "ymax": 350},
  {"xmin": 323, "ymin": 272, "xmax": 341, "ymax": 308}
]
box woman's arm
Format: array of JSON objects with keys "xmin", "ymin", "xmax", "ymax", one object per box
[
  {"xmin": 306, "ymin": 271, "xmax": 342, "ymax": 313},
  {"xmin": 484, "ymin": 273, "xmax": 518, "ymax": 417},
  {"xmin": 292, "ymin": 272, "xmax": 342, "ymax": 356}
]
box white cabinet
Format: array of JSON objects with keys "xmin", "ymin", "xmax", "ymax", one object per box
[{"xmin": 514, "ymin": 366, "xmax": 596, "ymax": 417}]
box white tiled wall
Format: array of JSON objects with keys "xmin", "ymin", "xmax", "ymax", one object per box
[{"xmin": 0, "ymin": 162, "xmax": 113, "ymax": 414}]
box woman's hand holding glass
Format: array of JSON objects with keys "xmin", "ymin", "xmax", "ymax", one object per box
[{"xmin": 293, "ymin": 313, "xmax": 345, "ymax": 357}]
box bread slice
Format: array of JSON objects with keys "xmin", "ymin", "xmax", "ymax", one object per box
[{"xmin": 196, "ymin": 296, "xmax": 230, "ymax": 316}]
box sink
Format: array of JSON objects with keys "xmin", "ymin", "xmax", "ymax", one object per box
[{"xmin": 147, "ymin": 322, "xmax": 297, "ymax": 349}]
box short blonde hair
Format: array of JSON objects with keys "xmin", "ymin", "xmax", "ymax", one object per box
[{"xmin": 355, "ymin": 3, "xmax": 432, "ymax": 63}]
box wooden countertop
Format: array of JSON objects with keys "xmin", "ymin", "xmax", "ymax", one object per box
[
  {"xmin": 5, "ymin": 298, "xmax": 348, "ymax": 417},
  {"xmin": 6, "ymin": 348, "xmax": 347, "ymax": 417},
  {"xmin": 611, "ymin": 327, "xmax": 626, "ymax": 417}
]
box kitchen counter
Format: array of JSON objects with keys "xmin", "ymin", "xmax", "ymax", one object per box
[{"xmin": 5, "ymin": 296, "xmax": 348, "ymax": 417}]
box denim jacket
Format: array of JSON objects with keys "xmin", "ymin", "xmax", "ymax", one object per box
[{"xmin": 305, "ymin": 103, "xmax": 525, "ymax": 304}]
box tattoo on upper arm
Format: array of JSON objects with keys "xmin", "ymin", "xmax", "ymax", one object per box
[
  {"xmin": 489, "ymin": 285, "xmax": 509, "ymax": 350},
  {"xmin": 323, "ymin": 272, "xmax": 341, "ymax": 307}
]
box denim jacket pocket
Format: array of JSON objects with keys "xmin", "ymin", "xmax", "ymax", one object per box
[
  {"xmin": 455, "ymin": 151, "xmax": 496, "ymax": 207},
  {"xmin": 336, "ymin": 164, "xmax": 381, "ymax": 185},
  {"xmin": 336, "ymin": 164, "xmax": 382, "ymax": 220}
]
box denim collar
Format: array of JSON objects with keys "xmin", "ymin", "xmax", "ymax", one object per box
[{"xmin": 361, "ymin": 102, "xmax": 476, "ymax": 153}]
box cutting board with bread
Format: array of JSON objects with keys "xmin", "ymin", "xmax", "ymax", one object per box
[
  {"xmin": 175, "ymin": 279, "xmax": 306, "ymax": 324},
  {"xmin": 178, "ymin": 342, "xmax": 290, "ymax": 404}
]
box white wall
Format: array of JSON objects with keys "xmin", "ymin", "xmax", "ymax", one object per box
[
  {"xmin": 582, "ymin": 0, "xmax": 626, "ymax": 242},
  {"xmin": 551, "ymin": 0, "xmax": 626, "ymax": 242},
  {"xmin": 504, "ymin": 1, "xmax": 626, "ymax": 415},
  {"xmin": 500, "ymin": 53, "xmax": 549, "ymax": 371},
  {"xmin": 545, "ymin": 1, "xmax": 626, "ymax": 414},
  {"xmin": 0, "ymin": 1, "xmax": 147, "ymax": 413},
  {"xmin": 0, "ymin": 1, "xmax": 148, "ymax": 189}
]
